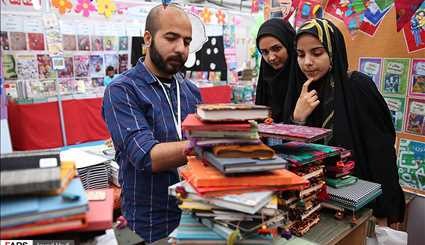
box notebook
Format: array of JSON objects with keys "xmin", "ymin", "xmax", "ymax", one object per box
[
  {"xmin": 196, "ymin": 103, "xmax": 270, "ymax": 122},
  {"xmin": 182, "ymin": 113, "xmax": 255, "ymax": 131},
  {"xmin": 258, "ymin": 123, "xmax": 332, "ymax": 143}
]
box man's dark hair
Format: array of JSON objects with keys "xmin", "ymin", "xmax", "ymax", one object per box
[
  {"xmin": 145, "ymin": 4, "xmax": 182, "ymax": 38},
  {"xmin": 106, "ymin": 66, "xmax": 115, "ymax": 73}
]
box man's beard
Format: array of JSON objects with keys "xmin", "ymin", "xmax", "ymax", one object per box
[{"xmin": 149, "ymin": 40, "xmax": 186, "ymax": 75}]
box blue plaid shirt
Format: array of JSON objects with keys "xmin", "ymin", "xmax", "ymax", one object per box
[{"xmin": 102, "ymin": 59, "xmax": 201, "ymax": 243}]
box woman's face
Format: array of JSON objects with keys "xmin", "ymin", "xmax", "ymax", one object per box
[
  {"xmin": 258, "ymin": 35, "xmax": 288, "ymax": 70},
  {"xmin": 296, "ymin": 33, "xmax": 331, "ymax": 81}
]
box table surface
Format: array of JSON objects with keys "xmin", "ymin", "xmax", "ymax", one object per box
[{"xmin": 274, "ymin": 208, "xmax": 372, "ymax": 245}]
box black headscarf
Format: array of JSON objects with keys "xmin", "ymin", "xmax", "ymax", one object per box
[
  {"xmin": 286, "ymin": 19, "xmax": 405, "ymax": 223},
  {"xmin": 255, "ymin": 18, "xmax": 295, "ymax": 123}
]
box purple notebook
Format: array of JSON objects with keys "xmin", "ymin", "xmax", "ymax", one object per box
[{"xmin": 258, "ymin": 123, "xmax": 332, "ymax": 143}]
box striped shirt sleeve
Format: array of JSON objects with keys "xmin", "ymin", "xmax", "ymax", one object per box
[{"xmin": 103, "ymin": 82, "xmax": 159, "ymax": 171}]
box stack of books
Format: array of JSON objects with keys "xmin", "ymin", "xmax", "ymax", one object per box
[
  {"xmin": 325, "ymin": 150, "xmax": 358, "ymax": 189},
  {"xmin": 0, "ymin": 177, "xmax": 89, "ymax": 239}
]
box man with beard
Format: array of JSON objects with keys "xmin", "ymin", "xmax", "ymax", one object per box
[{"xmin": 102, "ymin": 4, "xmax": 201, "ymax": 243}]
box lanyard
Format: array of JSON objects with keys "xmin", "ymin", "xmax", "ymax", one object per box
[{"xmin": 157, "ymin": 79, "xmax": 182, "ymax": 140}]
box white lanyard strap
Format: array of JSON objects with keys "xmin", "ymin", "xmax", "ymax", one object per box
[{"xmin": 158, "ymin": 78, "xmax": 182, "ymax": 140}]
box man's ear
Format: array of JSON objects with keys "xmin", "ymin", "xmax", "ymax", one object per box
[{"xmin": 144, "ymin": 31, "xmax": 152, "ymax": 47}]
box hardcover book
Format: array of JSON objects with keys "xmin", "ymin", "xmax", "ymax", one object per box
[
  {"xmin": 258, "ymin": 123, "xmax": 332, "ymax": 143},
  {"xmin": 196, "ymin": 103, "xmax": 270, "ymax": 122}
]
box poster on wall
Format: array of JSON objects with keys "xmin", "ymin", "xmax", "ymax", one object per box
[
  {"xmin": 89, "ymin": 55, "xmax": 105, "ymax": 78},
  {"xmin": 294, "ymin": 0, "xmax": 322, "ymax": 29},
  {"xmin": 397, "ymin": 138, "xmax": 425, "ymax": 196},
  {"xmin": 77, "ymin": 35, "xmax": 91, "ymax": 51},
  {"xmin": 16, "ymin": 55, "xmax": 38, "ymax": 80},
  {"xmin": 118, "ymin": 54, "xmax": 129, "ymax": 73},
  {"xmin": 409, "ymin": 58, "xmax": 425, "ymax": 98},
  {"xmin": 10, "ymin": 32, "xmax": 27, "ymax": 51},
  {"xmin": 104, "ymin": 54, "xmax": 119, "ymax": 72},
  {"xmin": 358, "ymin": 57, "xmax": 382, "ymax": 89},
  {"xmin": 118, "ymin": 36, "xmax": 128, "ymax": 51},
  {"xmin": 62, "ymin": 35, "xmax": 77, "ymax": 51},
  {"xmin": 28, "ymin": 33, "xmax": 45, "ymax": 51},
  {"xmin": 103, "ymin": 36, "xmax": 117, "ymax": 51},
  {"xmin": 74, "ymin": 55, "xmax": 89, "ymax": 78},
  {"xmin": 58, "ymin": 56, "xmax": 74, "ymax": 78},
  {"xmin": 405, "ymin": 98, "xmax": 425, "ymax": 136},
  {"xmin": 382, "ymin": 58, "xmax": 410, "ymax": 97},
  {"xmin": 91, "ymin": 36, "xmax": 104, "ymax": 51},
  {"xmin": 1, "ymin": 32, "xmax": 10, "ymax": 50},
  {"xmin": 359, "ymin": 0, "xmax": 392, "ymax": 37},
  {"xmin": 383, "ymin": 96, "xmax": 405, "ymax": 132},
  {"xmin": 2, "ymin": 54, "xmax": 17, "ymax": 80},
  {"xmin": 37, "ymin": 54, "xmax": 57, "ymax": 79},
  {"xmin": 403, "ymin": 1, "xmax": 425, "ymax": 53}
]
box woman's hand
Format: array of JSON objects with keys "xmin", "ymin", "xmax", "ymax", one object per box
[{"xmin": 293, "ymin": 78, "xmax": 320, "ymax": 122}]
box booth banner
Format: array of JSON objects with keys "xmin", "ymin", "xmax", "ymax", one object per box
[
  {"xmin": 397, "ymin": 137, "xmax": 425, "ymax": 195},
  {"xmin": 405, "ymin": 98, "xmax": 425, "ymax": 136},
  {"xmin": 403, "ymin": 1, "xmax": 425, "ymax": 53},
  {"xmin": 381, "ymin": 58, "xmax": 410, "ymax": 97},
  {"xmin": 0, "ymin": 0, "xmax": 44, "ymax": 12},
  {"xmin": 384, "ymin": 96, "xmax": 406, "ymax": 132},
  {"xmin": 409, "ymin": 58, "xmax": 425, "ymax": 98},
  {"xmin": 358, "ymin": 57, "xmax": 383, "ymax": 89}
]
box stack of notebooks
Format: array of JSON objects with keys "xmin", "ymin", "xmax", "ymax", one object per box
[
  {"xmin": 0, "ymin": 178, "xmax": 89, "ymax": 238},
  {"xmin": 61, "ymin": 148, "xmax": 111, "ymax": 190},
  {"xmin": 325, "ymin": 179, "xmax": 382, "ymax": 212},
  {"xmin": 108, "ymin": 161, "xmax": 120, "ymax": 187},
  {"xmin": 325, "ymin": 151, "xmax": 358, "ymax": 189}
]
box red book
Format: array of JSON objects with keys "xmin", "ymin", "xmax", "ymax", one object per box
[
  {"xmin": 258, "ymin": 123, "xmax": 332, "ymax": 143},
  {"xmin": 79, "ymin": 188, "xmax": 114, "ymax": 232},
  {"xmin": 182, "ymin": 114, "xmax": 254, "ymax": 131}
]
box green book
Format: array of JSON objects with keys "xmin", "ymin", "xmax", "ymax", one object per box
[{"xmin": 326, "ymin": 175, "xmax": 358, "ymax": 188}]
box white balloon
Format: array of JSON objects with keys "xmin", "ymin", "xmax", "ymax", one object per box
[{"xmin": 185, "ymin": 53, "xmax": 196, "ymax": 68}]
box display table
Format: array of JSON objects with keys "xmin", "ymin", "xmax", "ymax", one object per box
[{"xmin": 8, "ymin": 98, "xmax": 110, "ymax": 150}]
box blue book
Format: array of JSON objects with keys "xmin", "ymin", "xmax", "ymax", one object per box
[{"xmin": 0, "ymin": 178, "xmax": 88, "ymax": 228}]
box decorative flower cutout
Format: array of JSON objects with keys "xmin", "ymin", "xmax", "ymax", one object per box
[
  {"xmin": 51, "ymin": 0, "xmax": 73, "ymax": 15},
  {"xmin": 74, "ymin": 0, "xmax": 96, "ymax": 17},
  {"xmin": 200, "ymin": 7, "xmax": 212, "ymax": 24},
  {"xmin": 216, "ymin": 10, "xmax": 226, "ymax": 25},
  {"xmin": 97, "ymin": 0, "xmax": 116, "ymax": 18}
]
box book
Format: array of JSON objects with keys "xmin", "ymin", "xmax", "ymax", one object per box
[
  {"xmin": 0, "ymin": 178, "xmax": 89, "ymax": 228},
  {"xmin": 258, "ymin": 123, "xmax": 332, "ymax": 143},
  {"xmin": 196, "ymin": 103, "xmax": 270, "ymax": 122},
  {"xmin": 169, "ymin": 181, "xmax": 273, "ymax": 214},
  {"xmin": 200, "ymin": 150, "xmax": 286, "ymax": 175},
  {"xmin": 1, "ymin": 167, "xmax": 61, "ymax": 196},
  {"xmin": 326, "ymin": 179, "xmax": 382, "ymax": 210},
  {"xmin": 272, "ymin": 142, "xmax": 343, "ymax": 167},
  {"xmin": 192, "ymin": 138, "xmax": 262, "ymax": 147},
  {"xmin": 188, "ymin": 129, "xmax": 260, "ymax": 139},
  {"xmin": 0, "ymin": 213, "xmax": 87, "ymax": 239},
  {"xmin": 0, "ymin": 149, "xmax": 60, "ymax": 171},
  {"xmin": 211, "ymin": 143, "xmax": 275, "ymax": 159},
  {"xmin": 182, "ymin": 114, "xmax": 255, "ymax": 131},
  {"xmin": 79, "ymin": 189, "xmax": 114, "ymax": 231},
  {"xmin": 181, "ymin": 157, "xmax": 307, "ymax": 188},
  {"xmin": 326, "ymin": 175, "xmax": 358, "ymax": 188}
]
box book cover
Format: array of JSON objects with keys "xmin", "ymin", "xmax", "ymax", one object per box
[
  {"xmin": 28, "ymin": 33, "xmax": 45, "ymax": 51},
  {"xmin": 1, "ymin": 31, "xmax": 10, "ymax": 50},
  {"xmin": 202, "ymin": 151, "xmax": 286, "ymax": 175},
  {"xmin": 405, "ymin": 98, "xmax": 425, "ymax": 136},
  {"xmin": 182, "ymin": 113, "xmax": 254, "ymax": 131},
  {"xmin": 89, "ymin": 55, "xmax": 105, "ymax": 77},
  {"xmin": 382, "ymin": 58, "xmax": 410, "ymax": 97},
  {"xmin": 103, "ymin": 36, "xmax": 117, "ymax": 51},
  {"xmin": 57, "ymin": 56, "xmax": 74, "ymax": 78},
  {"xmin": 118, "ymin": 36, "xmax": 128, "ymax": 51},
  {"xmin": 104, "ymin": 54, "xmax": 119, "ymax": 72},
  {"xmin": 211, "ymin": 143, "xmax": 275, "ymax": 159},
  {"xmin": 37, "ymin": 54, "xmax": 57, "ymax": 79},
  {"xmin": 10, "ymin": 32, "xmax": 27, "ymax": 51},
  {"xmin": 2, "ymin": 54, "xmax": 17, "ymax": 79},
  {"xmin": 118, "ymin": 54, "xmax": 129, "ymax": 73},
  {"xmin": 16, "ymin": 55, "xmax": 38, "ymax": 80},
  {"xmin": 62, "ymin": 34, "xmax": 77, "ymax": 51},
  {"xmin": 196, "ymin": 103, "xmax": 269, "ymax": 121},
  {"xmin": 358, "ymin": 57, "xmax": 382, "ymax": 89},
  {"xmin": 58, "ymin": 79, "xmax": 77, "ymax": 95},
  {"xmin": 397, "ymin": 138, "xmax": 425, "ymax": 195},
  {"xmin": 273, "ymin": 142, "xmax": 343, "ymax": 167},
  {"xmin": 181, "ymin": 156, "xmax": 307, "ymax": 188},
  {"xmin": 258, "ymin": 123, "xmax": 332, "ymax": 142},
  {"xmin": 77, "ymin": 35, "xmax": 90, "ymax": 51},
  {"xmin": 384, "ymin": 96, "xmax": 406, "ymax": 131},
  {"xmin": 408, "ymin": 58, "xmax": 425, "ymax": 98},
  {"xmin": 0, "ymin": 149, "xmax": 60, "ymax": 171},
  {"xmin": 74, "ymin": 55, "xmax": 89, "ymax": 78},
  {"xmin": 1, "ymin": 178, "xmax": 89, "ymax": 228},
  {"xmin": 79, "ymin": 189, "xmax": 114, "ymax": 231},
  {"xmin": 91, "ymin": 36, "xmax": 104, "ymax": 51},
  {"xmin": 327, "ymin": 179, "xmax": 381, "ymax": 207}
]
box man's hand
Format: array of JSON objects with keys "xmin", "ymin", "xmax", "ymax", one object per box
[{"xmin": 293, "ymin": 78, "xmax": 320, "ymax": 122}]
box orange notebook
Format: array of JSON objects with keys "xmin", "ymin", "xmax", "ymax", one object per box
[
  {"xmin": 181, "ymin": 157, "xmax": 308, "ymax": 188},
  {"xmin": 79, "ymin": 188, "xmax": 114, "ymax": 231},
  {"xmin": 0, "ymin": 214, "xmax": 87, "ymax": 239}
]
